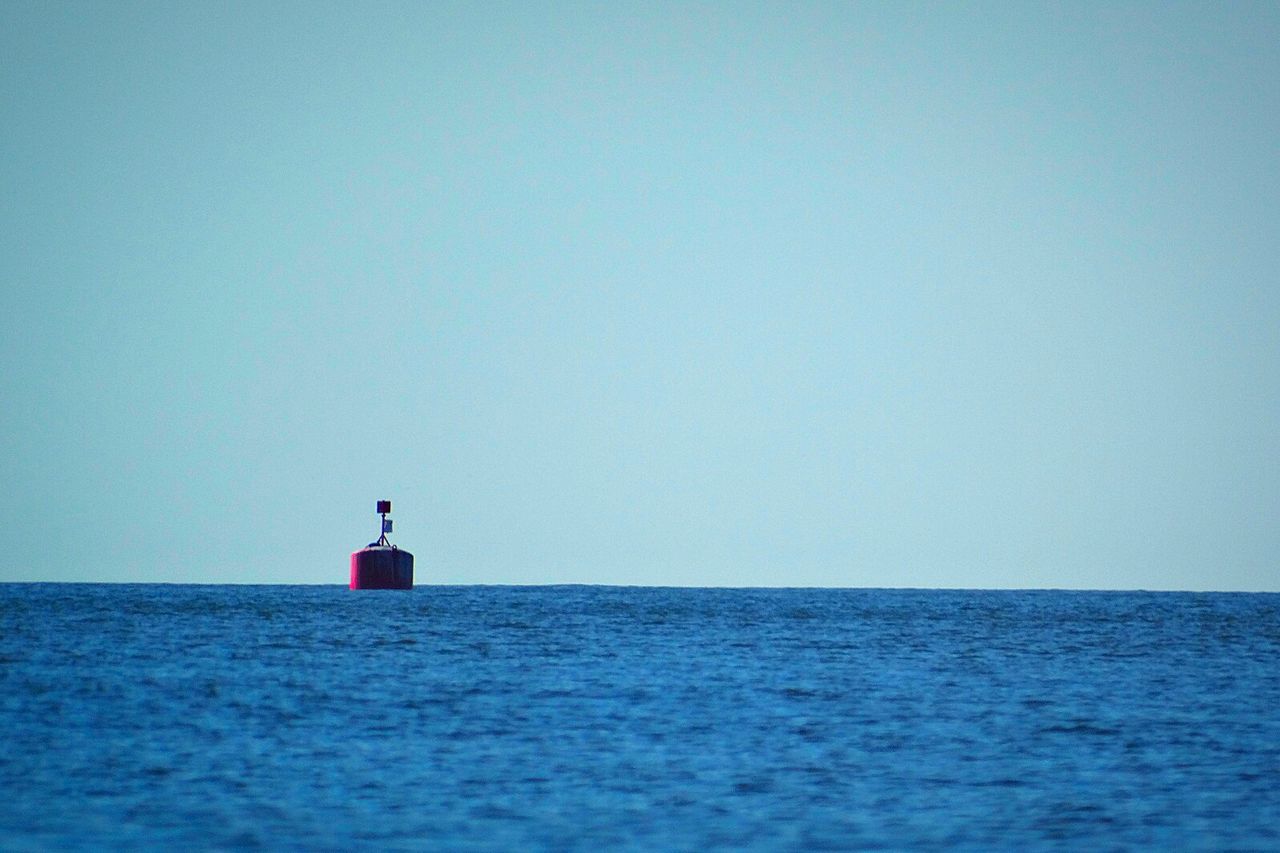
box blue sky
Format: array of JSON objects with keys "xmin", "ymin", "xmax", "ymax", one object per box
[{"xmin": 2, "ymin": 2, "xmax": 1277, "ymax": 588}]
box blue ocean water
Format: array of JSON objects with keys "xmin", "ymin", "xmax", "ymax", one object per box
[{"xmin": 1, "ymin": 585, "xmax": 1278, "ymax": 850}]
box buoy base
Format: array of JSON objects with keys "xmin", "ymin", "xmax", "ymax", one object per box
[{"xmin": 350, "ymin": 546, "xmax": 414, "ymax": 590}]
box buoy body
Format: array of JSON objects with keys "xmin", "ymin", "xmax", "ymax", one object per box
[{"xmin": 350, "ymin": 546, "xmax": 414, "ymax": 590}]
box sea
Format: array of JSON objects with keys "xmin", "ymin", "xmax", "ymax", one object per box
[{"xmin": 1, "ymin": 585, "xmax": 1278, "ymax": 851}]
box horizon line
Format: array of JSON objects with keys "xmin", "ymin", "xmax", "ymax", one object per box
[{"xmin": 1, "ymin": 580, "xmax": 1276, "ymax": 594}]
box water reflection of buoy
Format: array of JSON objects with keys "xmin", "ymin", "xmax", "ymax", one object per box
[{"xmin": 349, "ymin": 499, "xmax": 414, "ymax": 590}]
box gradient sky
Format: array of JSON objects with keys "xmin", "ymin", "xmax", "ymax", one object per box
[{"xmin": 2, "ymin": 2, "xmax": 1278, "ymax": 589}]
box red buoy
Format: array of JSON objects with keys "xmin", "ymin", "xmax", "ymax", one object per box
[{"xmin": 350, "ymin": 500, "xmax": 414, "ymax": 590}]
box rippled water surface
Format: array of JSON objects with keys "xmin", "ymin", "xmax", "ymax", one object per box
[{"xmin": 2, "ymin": 585, "xmax": 1278, "ymax": 850}]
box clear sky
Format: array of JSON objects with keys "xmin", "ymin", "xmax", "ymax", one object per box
[{"xmin": 2, "ymin": 2, "xmax": 1278, "ymax": 589}]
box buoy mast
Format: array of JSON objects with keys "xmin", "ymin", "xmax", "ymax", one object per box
[{"xmin": 376, "ymin": 499, "xmax": 392, "ymax": 547}]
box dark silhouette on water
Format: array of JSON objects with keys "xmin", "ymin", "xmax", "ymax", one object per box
[{"xmin": 349, "ymin": 499, "xmax": 413, "ymax": 590}]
